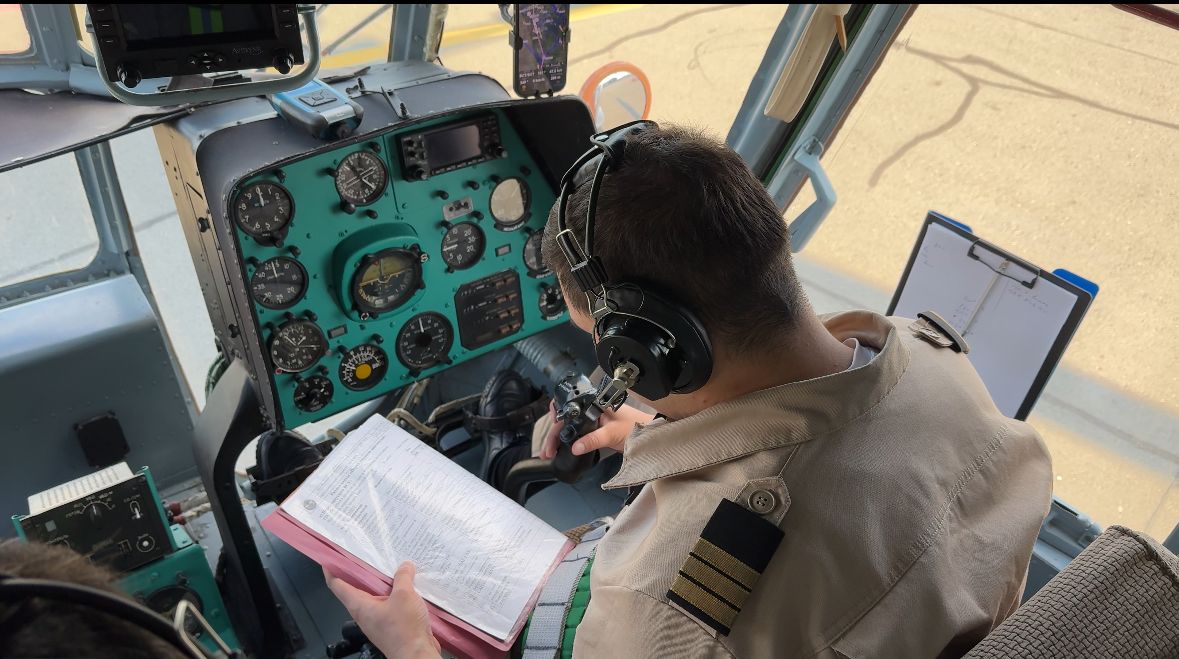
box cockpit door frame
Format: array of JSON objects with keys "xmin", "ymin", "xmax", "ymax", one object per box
[{"xmin": 727, "ymin": 4, "xmax": 915, "ymax": 250}]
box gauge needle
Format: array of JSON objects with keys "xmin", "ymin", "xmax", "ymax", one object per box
[
  {"xmin": 269, "ymin": 261, "xmax": 279, "ymax": 279},
  {"xmin": 420, "ymin": 318, "xmax": 425, "ymax": 333}
]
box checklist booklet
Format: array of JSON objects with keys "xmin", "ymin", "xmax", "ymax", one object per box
[{"xmin": 262, "ymin": 415, "xmax": 571, "ymax": 657}]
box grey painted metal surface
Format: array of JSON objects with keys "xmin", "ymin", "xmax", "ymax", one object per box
[
  {"xmin": 0, "ymin": 275, "xmax": 197, "ymax": 533},
  {"xmin": 764, "ymin": 5, "xmax": 913, "ymax": 211},
  {"xmin": 725, "ymin": 4, "xmax": 819, "ymax": 178},
  {"xmin": 389, "ymin": 4, "xmax": 443, "ymax": 63}
]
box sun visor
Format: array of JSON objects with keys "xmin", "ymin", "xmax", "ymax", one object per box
[{"xmin": 0, "ymin": 90, "xmax": 185, "ymax": 174}]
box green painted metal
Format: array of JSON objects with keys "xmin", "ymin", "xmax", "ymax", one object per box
[
  {"xmin": 118, "ymin": 525, "xmax": 240, "ymax": 654},
  {"xmin": 231, "ymin": 109, "xmax": 565, "ymax": 427}
]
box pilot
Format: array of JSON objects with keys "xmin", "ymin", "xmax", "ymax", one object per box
[{"xmin": 326, "ymin": 124, "xmax": 1054, "ymax": 658}]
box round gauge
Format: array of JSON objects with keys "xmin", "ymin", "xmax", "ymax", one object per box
[
  {"xmin": 489, "ymin": 177, "xmax": 530, "ymax": 230},
  {"xmin": 339, "ymin": 344, "xmax": 389, "ymax": 391},
  {"xmin": 335, "ymin": 150, "xmax": 388, "ymax": 206},
  {"xmin": 293, "ymin": 375, "xmax": 334, "ymax": 413},
  {"xmin": 250, "ymin": 257, "xmax": 307, "ymax": 309},
  {"xmin": 233, "ymin": 181, "xmax": 294, "ymax": 238},
  {"xmin": 523, "ymin": 231, "xmax": 549, "ymax": 276},
  {"xmin": 269, "ymin": 320, "xmax": 327, "ymax": 373},
  {"xmin": 396, "ymin": 312, "xmax": 454, "ymax": 371},
  {"xmin": 351, "ymin": 248, "xmax": 423, "ymax": 316},
  {"xmin": 440, "ymin": 222, "xmax": 485, "ymax": 271},
  {"xmin": 539, "ymin": 284, "xmax": 565, "ymax": 320}
]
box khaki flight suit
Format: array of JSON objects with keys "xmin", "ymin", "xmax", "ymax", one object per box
[{"xmin": 572, "ymin": 311, "xmax": 1054, "ymax": 658}]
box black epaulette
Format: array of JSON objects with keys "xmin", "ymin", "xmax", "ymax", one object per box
[{"xmin": 667, "ymin": 499, "xmax": 784, "ymax": 636}]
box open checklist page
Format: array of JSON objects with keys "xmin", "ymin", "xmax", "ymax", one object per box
[{"xmin": 280, "ymin": 415, "xmax": 569, "ymax": 641}]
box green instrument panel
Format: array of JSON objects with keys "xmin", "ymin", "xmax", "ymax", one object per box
[{"xmin": 230, "ymin": 110, "xmax": 565, "ymax": 427}]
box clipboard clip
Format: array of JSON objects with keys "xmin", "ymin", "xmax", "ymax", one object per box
[{"xmin": 967, "ymin": 239, "xmax": 1040, "ymax": 289}]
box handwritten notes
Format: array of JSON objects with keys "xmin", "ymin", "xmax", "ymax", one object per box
[{"xmin": 894, "ymin": 222, "xmax": 1082, "ymax": 417}]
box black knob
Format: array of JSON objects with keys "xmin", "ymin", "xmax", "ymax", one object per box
[
  {"xmin": 272, "ymin": 49, "xmax": 295, "ymax": 75},
  {"xmin": 85, "ymin": 503, "xmax": 105, "ymax": 527},
  {"xmin": 341, "ymin": 201, "xmax": 356, "ymax": 214},
  {"xmin": 246, "ymin": 257, "xmax": 260, "ymax": 267},
  {"xmin": 116, "ymin": 63, "xmax": 141, "ymax": 88},
  {"xmin": 472, "ymin": 211, "xmax": 484, "ymax": 221},
  {"xmin": 371, "ymin": 334, "xmax": 384, "ymax": 344},
  {"xmin": 288, "ymin": 246, "xmax": 301, "ymax": 257},
  {"xmin": 407, "ymin": 167, "xmax": 427, "ymax": 181},
  {"xmin": 465, "ymin": 181, "xmax": 480, "ymax": 190},
  {"xmin": 490, "ymin": 144, "xmax": 506, "ymax": 158},
  {"xmin": 434, "ymin": 190, "xmax": 449, "ymax": 200},
  {"xmin": 365, "ymin": 210, "xmax": 378, "ymax": 219},
  {"xmin": 304, "ymin": 311, "xmax": 317, "ymax": 321}
]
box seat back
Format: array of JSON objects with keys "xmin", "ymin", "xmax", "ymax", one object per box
[{"xmin": 966, "ymin": 525, "xmax": 1179, "ymax": 658}]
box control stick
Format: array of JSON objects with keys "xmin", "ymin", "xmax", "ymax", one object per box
[{"xmin": 552, "ymin": 362, "xmax": 639, "ymax": 483}]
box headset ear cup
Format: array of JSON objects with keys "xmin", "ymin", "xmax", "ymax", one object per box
[{"xmin": 593, "ymin": 285, "xmax": 713, "ymax": 400}]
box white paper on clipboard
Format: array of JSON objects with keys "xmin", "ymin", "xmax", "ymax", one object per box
[{"xmin": 891, "ymin": 221, "xmax": 1083, "ymax": 418}]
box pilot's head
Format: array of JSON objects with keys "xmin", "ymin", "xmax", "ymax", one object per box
[
  {"xmin": 0, "ymin": 540, "xmax": 188, "ymax": 659},
  {"xmin": 543, "ymin": 124, "xmax": 808, "ymax": 415}
]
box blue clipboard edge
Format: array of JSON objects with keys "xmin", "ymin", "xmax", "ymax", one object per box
[{"xmin": 886, "ymin": 211, "xmax": 1098, "ymax": 421}]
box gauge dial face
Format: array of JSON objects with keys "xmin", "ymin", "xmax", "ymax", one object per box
[
  {"xmin": 351, "ymin": 248, "xmax": 422, "ymax": 315},
  {"xmin": 440, "ymin": 222, "xmax": 485, "ymax": 271},
  {"xmin": 269, "ymin": 320, "xmax": 327, "ymax": 373},
  {"xmin": 339, "ymin": 344, "xmax": 389, "ymax": 391},
  {"xmin": 335, "ymin": 151, "xmax": 388, "ymax": 206},
  {"xmin": 250, "ymin": 257, "xmax": 307, "ymax": 309},
  {"xmin": 233, "ymin": 182, "xmax": 294, "ymax": 238},
  {"xmin": 396, "ymin": 312, "xmax": 454, "ymax": 371},
  {"xmin": 293, "ymin": 375, "xmax": 334, "ymax": 413},
  {"xmin": 489, "ymin": 177, "xmax": 530, "ymax": 229},
  {"xmin": 523, "ymin": 231, "xmax": 549, "ymax": 276}
]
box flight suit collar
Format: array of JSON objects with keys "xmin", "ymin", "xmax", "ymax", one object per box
[{"xmin": 603, "ymin": 311, "xmax": 911, "ymax": 489}]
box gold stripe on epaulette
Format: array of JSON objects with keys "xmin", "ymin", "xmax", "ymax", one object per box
[
  {"xmin": 670, "ymin": 574, "xmax": 738, "ymax": 628},
  {"xmin": 681, "ymin": 555, "xmax": 750, "ymax": 610},
  {"xmin": 691, "ymin": 538, "xmax": 759, "ymax": 589}
]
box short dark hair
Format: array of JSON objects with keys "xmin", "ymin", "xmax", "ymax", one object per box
[
  {"xmin": 0, "ymin": 540, "xmax": 187, "ymax": 658},
  {"xmin": 542, "ymin": 124, "xmax": 807, "ymax": 351}
]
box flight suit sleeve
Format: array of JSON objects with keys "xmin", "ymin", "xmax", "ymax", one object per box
[
  {"xmin": 823, "ymin": 421, "xmax": 1053, "ymax": 659},
  {"xmin": 572, "ymin": 585, "xmax": 736, "ymax": 659}
]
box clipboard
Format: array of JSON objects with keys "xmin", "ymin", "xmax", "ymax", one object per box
[{"xmin": 887, "ymin": 212, "xmax": 1098, "ymax": 420}]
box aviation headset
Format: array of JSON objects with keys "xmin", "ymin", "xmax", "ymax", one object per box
[
  {"xmin": 0, "ymin": 574, "xmax": 235, "ymax": 658},
  {"xmin": 555, "ymin": 120, "xmax": 714, "ymax": 400}
]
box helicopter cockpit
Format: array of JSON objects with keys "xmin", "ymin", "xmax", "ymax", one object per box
[{"xmin": 1, "ymin": 4, "xmax": 1178, "ymax": 658}]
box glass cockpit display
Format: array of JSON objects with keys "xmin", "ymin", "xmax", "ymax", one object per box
[
  {"xmin": 512, "ymin": 4, "xmax": 571, "ymax": 97},
  {"xmin": 225, "ymin": 109, "xmax": 567, "ymax": 426}
]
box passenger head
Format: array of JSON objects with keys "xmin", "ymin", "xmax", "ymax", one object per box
[
  {"xmin": 542, "ymin": 123, "xmax": 809, "ymax": 363},
  {"xmin": 0, "ymin": 540, "xmax": 188, "ymax": 658}
]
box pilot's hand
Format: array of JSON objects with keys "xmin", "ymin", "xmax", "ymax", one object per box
[
  {"xmin": 540, "ymin": 401, "xmax": 654, "ymax": 460},
  {"xmin": 324, "ymin": 562, "xmax": 441, "ymax": 659}
]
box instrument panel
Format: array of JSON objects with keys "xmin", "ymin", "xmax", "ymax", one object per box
[{"xmin": 229, "ymin": 110, "xmax": 565, "ymax": 427}]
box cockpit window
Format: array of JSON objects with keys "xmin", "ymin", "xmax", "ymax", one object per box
[
  {"xmin": 439, "ymin": 4, "xmax": 787, "ymax": 139},
  {"xmin": 783, "ymin": 4, "xmax": 1179, "ymax": 538},
  {"xmin": 0, "ymin": 4, "xmax": 31, "ymax": 56},
  {"xmin": 0, "ymin": 155, "xmax": 99, "ymax": 288}
]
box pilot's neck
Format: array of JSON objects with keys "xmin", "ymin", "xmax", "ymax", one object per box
[{"xmin": 653, "ymin": 312, "xmax": 853, "ymax": 420}]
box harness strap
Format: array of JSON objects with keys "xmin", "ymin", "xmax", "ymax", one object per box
[{"xmin": 521, "ymin": 519, "xmax": 610, "ymax": 659}]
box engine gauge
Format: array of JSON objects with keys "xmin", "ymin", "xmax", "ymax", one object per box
[
  {"xmin": 250, "ymin": 257, "xmax": 307, "ymax": 309},
  {"xmin": 339, "ymin": 344, "xmax": 389, "ymax": 391},
  {"xmin": 523, "ymin": 231, "xmax": 549, "ymax": 276},
  {"xmin": 489, "ymin": 177, "xmax": 530, "ymax": 230},
  {"xmin": 335, "ymin": 150, "xmax": 388, "ymax": 206},
  {"xmin": 269, "ymin": 320, "xmax": 327, "ymax": 373},
  {"xmin": 396, "ymin": 312, "xmax": 454, "ymax": 371},
  {"xmin": 293, "ymin": 375, "xmax": 334, "ymax": 413},
  {"xmin": 233, "ymin": 181, "xmax": 294, "ymax": 239},
  {"xmin": 351, "ymin": 247, "xmax": 423, "ymax": 316},
  {"xmin": 440, "ymin": 222, "xmax": 485, "ymax": 271}
]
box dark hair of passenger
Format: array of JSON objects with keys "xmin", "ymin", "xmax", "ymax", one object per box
[
  {"xmin": 541, "ymin": 124, "xmax": 807, "ymax": 353},
  {"xmin": 0, "ymin": 540, "xmax": 188, "ymax": 659}
]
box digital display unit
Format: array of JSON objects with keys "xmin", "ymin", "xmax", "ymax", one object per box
[
  {"xmin": 424, "ymin": 125, "xmax": 483, "ymax": 171},
  {"xmin": 512, "ymin": 4, "xmax": 570, "ymax": 97},
  {"xmin": 87, "ymin": 3, "xmax": 305, "ymax": 87}
]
